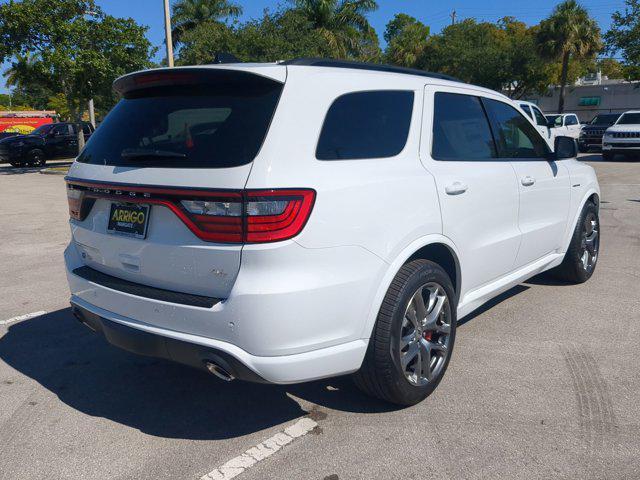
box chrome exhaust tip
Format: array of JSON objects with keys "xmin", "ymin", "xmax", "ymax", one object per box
[{"xmin": 205, "ymin": 361, "xmax": 235, "ymax": 382}]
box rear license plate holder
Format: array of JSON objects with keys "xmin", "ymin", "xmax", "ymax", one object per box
[{"xmin": 107, "ymin": 203, "xmax": 150, "ymax": 239}]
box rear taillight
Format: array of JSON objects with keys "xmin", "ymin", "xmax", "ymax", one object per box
[
  {"xmin": 66, "ymin": 180, "xmax": 315, "ymax": 244},
  {"xmin": 245, "ymin": 189, "xmax": 316, "ymax": 243},
  {"xmin": 67, "ymin": 185, "xmax": 95, "ymax": 221},
  {"xmin": 179, "ymin": 189, "xmax": 316, "ymax": 243}
]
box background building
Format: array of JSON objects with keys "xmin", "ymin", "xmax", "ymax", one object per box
[{"xmin": 523, "ymin": 75, "xmax": 640, "ymax": 121}]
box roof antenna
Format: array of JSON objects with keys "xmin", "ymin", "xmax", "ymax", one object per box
[{"xmin": 213, "ymin": 52, "xmax": 241, "ymax": 64}]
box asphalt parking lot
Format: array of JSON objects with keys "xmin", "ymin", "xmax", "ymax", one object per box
[{"xmin": 1, "ymin": 154, "xmax": 639, "ymax": 480}]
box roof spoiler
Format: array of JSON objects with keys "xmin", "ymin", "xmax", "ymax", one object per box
[{"xmin": 112, "ymin": 67, "xmax": 282, "ymax": 96}]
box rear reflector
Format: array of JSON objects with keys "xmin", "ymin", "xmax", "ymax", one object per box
[{"xmin": 66, "ymin": 180, "xmax": 315, "ymax": 244}]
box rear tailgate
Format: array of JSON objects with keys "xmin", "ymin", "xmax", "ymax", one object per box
[{"xmin": 66, "ymin": 67, "xmax": 285, "ymax": 299}]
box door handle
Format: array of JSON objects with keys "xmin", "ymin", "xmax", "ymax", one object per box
[
  {"xmin": 445, "ymin": 182, "xmax": 468, "ymax": 195},
  {"xmin": 521, "ymin": 176, "xmax": 536, "ymax": 187}
]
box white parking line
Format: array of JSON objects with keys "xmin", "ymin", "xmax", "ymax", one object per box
[
  {"xmin": 0, "ymin": 311, "xmax": 47, "ymax": 326},
  {"xmin": 200, "ymin": 417, "xmax": 318, "ymax": 480}
]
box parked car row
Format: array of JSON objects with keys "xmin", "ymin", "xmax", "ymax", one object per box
[
  {"xmin": 518, "ymin": 103, "xmax": 639, "ymax": 160},
  {"xmin": 0, "ymin": 122, "xmax": 95, "ymax": 167}
]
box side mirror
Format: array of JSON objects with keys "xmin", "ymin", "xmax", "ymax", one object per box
[{"xmin": 552, "ymin": 136, "xmax": 577, "ymax": 160}]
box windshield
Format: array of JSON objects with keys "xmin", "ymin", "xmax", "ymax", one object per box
[
  {"xmin": 590, "ymin": 114, "xmax": 619, "ymax": 125},
  {"xmin": 617, "ymin": 113, "xmax": 640, "ymax": 125},
  {"xmin": 32, "ymin": 124, "xmax": 54, "ymax": 135},
  {"xmin": 78, "ymin": 78, "xmax": 283, "ymax": 168}
]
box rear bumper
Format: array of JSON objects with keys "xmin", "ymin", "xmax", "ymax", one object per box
[
  {"xmin": 70, "ymin": 297, "xmax": 368, "ymax": 384},
  {"xmin": 64, "ymin": 237, "xmax": 384, "ymax": 383}
]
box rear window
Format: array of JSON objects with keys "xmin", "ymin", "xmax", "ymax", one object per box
[
  {"xmin": 316, "ymin": 90, "xmax": 414, "ymax": 160},
  {"xmin": 78, "ymin": 74, "xmax": 283, "ymax": 168}
]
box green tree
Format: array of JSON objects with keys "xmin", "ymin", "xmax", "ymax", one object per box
[
  {"xmin": 537, "ymin": 0, "xmax": 602, "ymax": 112},
  {"xmin": 171, "ymin": 0, "xmax": 242, "ymax": 46},
  {"xmin": 419, "ymin": 19, "xmax": 510, "ymax": 90},
  {"xmin": 605, "ymin": 0, "xmax": 640, "ymax": 80},
  {"xmin": 598, "ymin": 57, "xmax": 624, "ymax": 78},
  {"xmin": 293, "ymin": 0, "xmax": 379, "ymax": 58},
  {"xmin": 4, "ymin": 53, "xmax": 56, "ymax": 109},
  {"xmin": 384, "ymin": 13, "xmax": 418, "ymax": 43},
  {"xmin": 175, "ymin": 21, "xmax": 237, "ymax": 65},
  {"xmin": 0, "ymin": 0, "xmax": 155, "ymax": 147},
  {"xmin": 499, "ymin": 20, "xmax": 553, "ymax": 99},
  {"xmin": 176, "ymin": 9, "xmax": 336, "ymax": 65},
  {"xmin": 383, "ymin": 14, "xmax": 429, "ymax": 67}
]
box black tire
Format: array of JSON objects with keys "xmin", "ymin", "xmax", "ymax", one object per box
[
  {"xmin": 353, "ymin": 259, "xmax": 457, "ymax": 406},
  {"xmin": 26, "ymin": 149, "xmax": 46, "ymax": 167},
  {"xmin": 552, "ymin": 201, "xmax": 600, "ymax": 284},
  {"xmin": 602, "ymin": 151, "xmax": 614, "ymax": 161}
]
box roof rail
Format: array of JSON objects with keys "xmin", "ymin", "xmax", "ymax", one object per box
[{"xmin": 282, "ymin": 58, "xmax": 461, "ymax": 83}]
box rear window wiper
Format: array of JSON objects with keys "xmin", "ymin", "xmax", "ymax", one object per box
[{"xmin": 121, "ymin": 148, "xmax": 187, "ymax": 159}]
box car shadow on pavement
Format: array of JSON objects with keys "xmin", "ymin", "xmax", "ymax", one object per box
[
  {"xmin": 457, "ymin": 284, "xmax": 530, "ymax": 327},
  {"xmin": 581, "ymin": 153, "xmax": 640, "ymax": 162},
  {"xmin": 0, "ymin": 308, "xmax": 397, "ymax": 441}
]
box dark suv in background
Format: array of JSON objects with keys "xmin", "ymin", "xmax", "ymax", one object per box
[
  {"xmin": 0, "ymin": 122, "xmax": 94, "ymax": 167},
  {"xmin": 579, "ymin": 113, "xmax": 621, "ymax": 152}
]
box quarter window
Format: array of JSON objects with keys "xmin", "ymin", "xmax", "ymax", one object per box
[
  {"xmin": 432, "ymin": 92, "xmax": 496, "ymax": 160},
  {"xmin": 316, "ymin": 91, "xmax": 414, "ymax": 160},
  {"xmin": 483, "ymin": 98, "xmax": 550, "ymax": 158}
]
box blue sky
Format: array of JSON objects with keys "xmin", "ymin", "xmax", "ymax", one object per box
[{"xmin": 0, "ymin": 0, "xmax": 628, "ymax": 94}]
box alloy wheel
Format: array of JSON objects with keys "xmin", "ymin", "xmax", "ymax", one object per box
[
  {"xmin": 581, "ymin": 212, "xmax": 599, "ymax": 272},
  {"xmin": 398, "ymin": 282, "xmax": 452, "ymax": 386}
]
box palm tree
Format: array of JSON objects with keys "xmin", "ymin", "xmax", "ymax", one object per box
[
  {"xmin": 294, "ymin": 0, "xmax": 378, "ymax": 58},
  {"xmin": 171, "ymin": 0, "xmax": 242, "ymax": 45},
  {"xmin": 537, "ymin": 0, "xmax": 601, "ymax": 113}
]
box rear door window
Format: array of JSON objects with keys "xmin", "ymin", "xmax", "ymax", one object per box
[
  {"xmin": 316, "ymin": 90, "xmax": 414, "ymax": 160},
  {"xmin": 77, "ymin": 76, "xmax": 283, "ymax": 168},
  {"xmin": 483, "ymin": 98, "xmax": 550, "ymax": 158},
  {"xmin": 432, "ymin": 92, "xmax": 497, "ymax": 160},
  {"xmin": 566, "ymin": 115, "xmax": 578, "ymax": 126}
]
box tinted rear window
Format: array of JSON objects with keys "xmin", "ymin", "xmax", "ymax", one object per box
[
  {"xmin": 316, "ymin": 90, "xmax": 414, "ymax": 160},
  {"xmin": 78, "ymin": 76, "xmax": 283, "ymax": 168}
]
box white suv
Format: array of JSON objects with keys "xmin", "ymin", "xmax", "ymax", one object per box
[
  {"xmin": 602, "ymin": 110, "xmax": 640, "ymax": 161},
  {"xmin": 546, "ymin": 113, "xmax": 583, "ymax": 140},
  {"xmin": 64, "ymin": 60, "xmax": 601, "ymax": 405}
]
